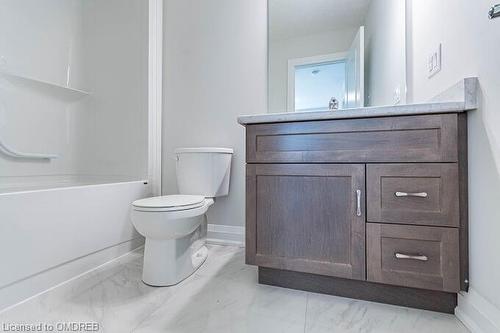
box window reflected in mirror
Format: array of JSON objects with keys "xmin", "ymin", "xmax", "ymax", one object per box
[{"xmin": 294, "ymin": 60, "xmax": 346, "ymax": 112}]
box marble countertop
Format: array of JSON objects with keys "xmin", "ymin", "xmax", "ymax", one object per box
[{"xmin": 238, "ymin": 77, "xmax": 478, "ymax": 125}]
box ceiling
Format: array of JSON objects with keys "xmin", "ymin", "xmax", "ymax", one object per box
[{"xmin": 269, "ymin": 0, "xmax": 371, "ymax": 40}]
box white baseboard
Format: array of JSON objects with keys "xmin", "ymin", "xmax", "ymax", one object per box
[
  {"xmin": 456, "ymin": 288, "xmax": 500, "ymax": 333},
  {"xmin": 0, "ymin": 238, "xmax": 144, "ymax": 313},
  {"xmin": 206, "ymin": 224, "xmax": 245, "ymax": 247}
]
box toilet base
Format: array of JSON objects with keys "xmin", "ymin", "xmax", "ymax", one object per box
[{"xmin": 142, "ymin": 234, "xmax": 208, "ymax": 287}]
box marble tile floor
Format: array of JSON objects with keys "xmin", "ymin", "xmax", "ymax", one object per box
[{"xmin": 0, "ymin": 245, "xmax": 469, "ymax": 333}]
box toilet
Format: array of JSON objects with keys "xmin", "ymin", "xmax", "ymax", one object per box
[{"xmin": 131, "ymin": 147, "xmax": 233, "ymax": 286}]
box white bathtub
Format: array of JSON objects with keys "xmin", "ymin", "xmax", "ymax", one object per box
[{"xmin": 0, "ymin": 177, "xmax": 151, "ymax": 311}]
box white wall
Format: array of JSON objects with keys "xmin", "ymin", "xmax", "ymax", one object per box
[
  {"xmin": 0, "ymin": 0, "xmax": 149, "ymax": 183},
  {"xmin": 268, "ymin": 28, "xmax": 357, "ymax": 113},
  {"xmin": 162, "ymin": 0, "xmax": 267, "ymax": 228},
  {"xmin": 364, "ymin": 0, "xmax": 406, "ymax": 106},
  {"xmin": 408, "ymin": 0, "xmax": 500, "ymax": 330},
  {"xmin": 0, "ymin": 0, "xmax": 84, "ymax": 87},
  {"xmin": 0, "ymin": 0, "xmax": 85, "ymax": 178}
]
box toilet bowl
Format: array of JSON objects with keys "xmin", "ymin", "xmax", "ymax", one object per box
[{"xmin": 131, "ymin": 147, "xmax": 233, "ymax": 286}]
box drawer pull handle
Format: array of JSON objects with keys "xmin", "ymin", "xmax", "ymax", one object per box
[
  {"xmin": 395, "ymin": 191, "xmax": 428, "ymax": 198},
  {"xmin": 395, "ymin": 253, "xmax": 428, "ymax": 261},
  {"xmin": 356, "ymin": 190, "xmax": 362, "ymax": 217}
]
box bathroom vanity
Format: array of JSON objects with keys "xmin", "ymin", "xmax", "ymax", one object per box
[{"xmin": 238, "ymin": 81, "xmax": 477, "ymax": 313}]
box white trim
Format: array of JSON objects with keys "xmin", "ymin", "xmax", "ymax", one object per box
[
  {"xmin": 206, "ymin": 238, "xmax": 245, "ymax": 247},
  {"xmin": 287, "ymin": 52, "xmax": 347, "ymax": 112},
  {"xmin": 175, "ymin": 147, "xmax": 234, "ymax": 154},
  {"xmin": 456, "ymin": 288, "xmax": 500, "ymax": 333},
  {"xmin": 403, "ymin": 0, "xmax": 410, "ymax": 104},
  {"xmin": 148, "ymin": 0, "xmax": 163, "ymax": 196},
  {"xmin": 345, "ymin": 26, "xmax": 365, "ymax": 108},
  {"xmin": 206, "ymin": 224, "xmax": 245, "ymax": 247}
]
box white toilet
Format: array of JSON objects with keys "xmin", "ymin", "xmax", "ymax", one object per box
[{"xmin": 131, "ymin": 147, "xmax": 233, "ymax": 286}]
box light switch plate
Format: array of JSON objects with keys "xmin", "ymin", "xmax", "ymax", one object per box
[{"xmin": 428, "ymin": 44, "xmax": 442, "ymax": 78}]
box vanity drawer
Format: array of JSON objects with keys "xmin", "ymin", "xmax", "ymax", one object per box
[
  {"xmin": 367, "ymin": 223, "xmax": 460, "ymax": 292},
  {"xmin": 367, "ymin": 164, "xmax": 459, "ymax": 227},
  {"xmin": 246, "ymin": 114, "xmax": 458, "ymax": 163}
]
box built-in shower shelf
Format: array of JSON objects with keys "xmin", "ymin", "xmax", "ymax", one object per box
[{"xmin": 0, "ymin": 71, "xmax": 90, "ymax": 102}]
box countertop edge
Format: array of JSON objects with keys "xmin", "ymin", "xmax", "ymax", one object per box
[{"xmin": 237, "ymin": 101, "xmax": 469, "ymax": 125}]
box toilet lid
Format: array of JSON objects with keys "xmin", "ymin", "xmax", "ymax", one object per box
[{"xmin": 132, "ymin": 195, "xmax": 205, "ymax": 210}]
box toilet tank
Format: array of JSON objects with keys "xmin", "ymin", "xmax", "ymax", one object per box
[{"xmin": 175, "ymin": 147, "xmax": 233, "ymax": 197}]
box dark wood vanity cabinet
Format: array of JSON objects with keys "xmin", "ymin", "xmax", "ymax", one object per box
[{"xmin": 244, "ymin": 112, "xmax": 468, "ymax": 313}]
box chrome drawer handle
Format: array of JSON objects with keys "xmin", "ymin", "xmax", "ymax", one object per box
[
  {"xmin": 395, "ymin": 253, "xmax": 428, "ymax": 261},
  {"xmin": 395, "ymin": 191, "xmax": 428, "ymax": 198},
  {"xmin": 356, "ymin": 190, "xmax": 362, "ymax": 217}
]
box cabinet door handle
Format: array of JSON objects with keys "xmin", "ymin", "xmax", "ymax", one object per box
[
  {"xmin": 395, "ymin": 253, "xmax": 428, "ymax": 261},
  {"xmin": 356, "ymin": 190, "xmax": 362, "ymax": 217},
  {"xmin": 395, "ymin": 191, "xmax": 428, "ymax": 198}
]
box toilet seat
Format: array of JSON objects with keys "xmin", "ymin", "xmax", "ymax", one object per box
[{"xmin": 132, "ymin": 195, "xmax": 206, "ymax": 212}]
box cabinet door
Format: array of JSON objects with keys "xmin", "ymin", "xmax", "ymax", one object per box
[{"xmin": 246, "ymin": 164, "xmax": 365, "ymax": 280}]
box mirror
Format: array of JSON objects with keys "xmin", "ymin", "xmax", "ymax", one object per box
[{"xmin": 268, "ymin": 0, "xmax": 407, "ymax": 113}]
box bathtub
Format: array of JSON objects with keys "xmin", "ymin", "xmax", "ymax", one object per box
[{"xmin": 0, "ymin": 177, "xmax": 151, "ymax": 311}]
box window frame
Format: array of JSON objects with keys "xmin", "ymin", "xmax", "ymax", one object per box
[{"xmin": 287, "ymin": 52, "xmax": 347, "ymax": 113}]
